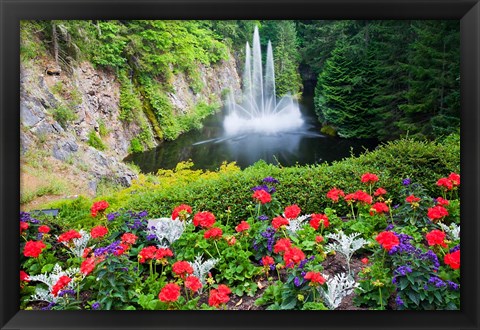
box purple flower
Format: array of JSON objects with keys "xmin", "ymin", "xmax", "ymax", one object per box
[
  {"xmin": 385, "ymin": 224, "xmax": 394, "ymax": 231},
  {"xmin": 393, "ymin": 204, "xmax": 400, "ymax": 209},
  {"xmin": 251, "ymin": 185, "xmax": 276, "ymax": 194},
  {"xmin": 395, "ymin": 295, "xmax": 404, "ymax": 306},
  {"xmin": 263, "ymin": 177, "xmax": 279, "ymax": 184},
  {"xmin": 94, "ymin": 240, "xmax": 122, "ymax": 256},
  {"xmin": 449, "ymin": 245, "xmax": 460, "ymax": 253},
  {"xmin": 138, "ymin": 211, "xmax": 148, "ymax": 218},
  {"xmin": 402, "ymin": 178, "xmax": 411, "ymax": 186},
  {"xmin": 92, "ymin": 302, "xmax": 100, "ymax": 310},
  {"xmin": 58, "ymin": 289, "xmax": 75, "ymax": 297},
  {"xmin": 260, "ymin": 227, "xmax": 276, "ymax": 252},
  {"xmin": 20, "ymin": 212, "xmax": 30, "ymax": 222},
  {"xmin": 294, "ymin": 277, "xmax": 302, "ymax": 287},
  {"xmin": 107, "ymin": 212, "xmax": 119, "ymax": 222},
  {"xmin": 41, "ymin": 302, "xmax": 56, "ymax": 310},
  {"xmin": 447, "ymin": 281, "xmax": 459, "ymax": 291},
  {"xmin": 394, "ymin": 265, "xmax": 412, "ymax": 276},
  {"xmin": 428, "ymin": 276, "xmax": 446, "ymax": 288},
  {"xmin": 146, "ymin": 234, "xmax": 157, "ymax": 241},
  {"xmin": 298, "ymin": 255, "xmax": 315, "ymax": 270},
  {"xmin": 258, "ymin": 215, "xmax": 269, "ymax": 221},
  {"xmin": 37, "ymin": 233, "xmax": 44, "ymax": 240}
]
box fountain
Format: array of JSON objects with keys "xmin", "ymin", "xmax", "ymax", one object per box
[{"xmin": 223, "ymin": 26, "xmax": 304, "ymax": 136}]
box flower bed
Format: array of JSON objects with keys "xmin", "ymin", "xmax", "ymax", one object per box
[{"xmin": 19, "ymin": 172, "xmax": 460, "ymax": 310}]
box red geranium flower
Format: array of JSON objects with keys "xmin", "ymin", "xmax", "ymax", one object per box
[
  {"xmin": 57, "ymin": 229, "xmax": 82, "ymax": 243},
  {"xmin": 91, "ymin": 200, "xmax": 109, "ymax": 217},
  {"xmin": 448, "ymin": 172, "xmax": 460, "ymax": 187},
  {"xmin": 375, "ymin": 231, "xmax": 400, "ymax": 251},
  {"xmin": 436, "ymin": 177, "xmax": 453, "ymax": 191},
  {"xmin": 309, "ymin": 213, "xmax": 329, "ymax": 230},
  {"xmin": 427, "ymin": 205, "xmax": 449, "ymax": 221},
  {"xmin": 252, "ymin": 190, "xmax": 272, "ymax": 204},
  {"xmin": 326, "ymin": 188, "xmax": 345, "ymax": 202},
  {"xmin": 172, "ymin": 204, "xmax": 192, "ymax": 220},
  {"xmin": 90, "ymin": 226, "xmax": 108, "ymax": 239},
  {"xmin": 80, "ymin": 257, "xmax": 98, "ymax": 275},
  {"xmin": 315, "ymin": 235, "xmax": 324, "ymax": 243},
  {"xmin": 361, "ymin": 173, "xmax": 379, "ymax": 184},
  {"xmin": 82, "ymin": 247, "xmax": 92, "ymax": 258},
  {"xmin": 114, "ymin": 243, "xmax": 130, "ymax": 256},
  {"xmin": 185, "ymin": 275, "xmax": 202, "ymax": 293},
  {"xmin": 261, "ymin": 256, "xmax": 275, "ymax": 267},
  {"xmin": 204, "ymin": 227, "xmax": 223, "ymax": 239},
  {"xmin": 426, "ymin": 230, "xmax": 447, "ymax": 248},
  {"xmin": 159, "ymin": 283, "xmax": 181, "ymax": 302},
  {"xmin": 374, "ymin": 188, "xmax": 387, "ymax": 196},
  {"xmin": 38, "ymin": 225, "xmax": 50, "ymax": 234},
  {"xmin": 235, "ymin": 221, "xmax": 250, "ymax": 233},
  {"xmin": 155, "ymin": 247, "xmax": 173, "ymax": 261},
  {"xmin": 406, "ymin": 195, "xmax": 421, "ymax": 203},
  {"xmin": 304, "ymin": 271, "xmax": 326, "ymax": 285},
  {"xmin": 20, "ymin": 221, "xmax": 29, "ymax": 234},
  {"xmin": 172, "ymin": 261, "xmax": 193, "ymax": 279},
  {"xmin": 272, "ymin": 216, "xmax": 289, "ymax": 230},
  {"xmin": 121, "ymin": 232, "xmax": 138, "ymax": 245},
  {"xmin": 193, "ymin": 211, "xmax": 216, "ymax": 228},
  {"xmin": 444, "ymin": 250, "xmax": 460, "ymax": 269},
  {"xmin": 208, "ymin": 285, "xmax": 231, "ymax": 307},
  {"xmin": 436, "ymin": 197, "xmax": 450, "ymax": 206},
  {"xmin": 371, "ymin": 202, "xmax": 389, "ymax": 214},
  {"xmin": 273, "ymin": 238, "xmax": 292, "ymax": 254},
  {"xmin": 283, "ymin": 247, "xmax": 306, "ymax": 268},
  {"xmin": 354, "ymin": 190, "xmax": 373, "ymax": 204},
  {"xmin": 138, "ymin": 246, "xmax": 157, "ymax": 263},
  {"xmin": 361, "ymin": 257, "xmax": 369, "ymax": 264},
  {"xmin": 52, "ymin": 276, "xmax": 71, "ymax": 297},
  {"xmin": 23, "ymin": 240, "xmax": 46, "ymax": 258},
  {"xmin": 284, "ymin": 205, "xmax": 301, "ymax": 219},
  {"xmin": 20, "ymin": 270, "xmax": 30, "ymax": 282}
]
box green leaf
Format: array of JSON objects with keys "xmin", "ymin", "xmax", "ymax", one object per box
[
  {"xmin": 41, "ymin": 264, "xmax": 54, "ymax": 273},
  {"xmin": 407, "ymin": 291, "xmax": 420, "ymax": 306}
]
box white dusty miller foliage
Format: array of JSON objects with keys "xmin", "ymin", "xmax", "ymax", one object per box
[
  {"xmin": 57, "ymin": 229, "xmax": 91, "ymax": 258},
  {"xmin": 438, "ymin": 222, "xmax": 460, "ymax": 241},
  {"xmin": 147, "ymin": 217, "xmax": 187, "ymax": 248},
  {"xmin": 188, "ymin": 254, "xmax": 218, "ymax": 291},
  {"xmin": 318, "ymin": 272, "xmax": 359, "ymax": 310},
  {"xmin": 325, "ymin": 230, "xmax": 368, "ymax": 276},
  {"xmin": 286, "ymin": 214, "xmax": 310, "ymax": 235},
  {"xmin": 29, "ymin": 264, "xmax": 79, "ymax": 303}
]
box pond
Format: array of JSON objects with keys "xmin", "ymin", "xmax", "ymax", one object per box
[{"xmin": 124, "ymin": 96, "xmax": 379, "ymax": 172}]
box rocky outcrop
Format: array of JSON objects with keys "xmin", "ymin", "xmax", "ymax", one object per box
[{"xmin": 20, "ymin": 53, "xmax": 241, "ymax": 196}]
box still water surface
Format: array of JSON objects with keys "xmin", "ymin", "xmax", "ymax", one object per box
[{"xmin": 124, "ymin": 97, "xmax": 378, "ymax": 172}]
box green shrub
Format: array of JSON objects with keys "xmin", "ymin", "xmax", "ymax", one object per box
[
  {"xmin": 98, "ymin": 120, "xmax": 109, "ymax": 137},
  {"xmin": 129, "ymin": 138, "xmax": 143, "ymax": 153},
  {"xmin": 51, "ymin": 105, "xmax": 78, "ymax": 129},
  {"xmin": 87, "ymin": 130, "xmax": 107, "ymax": 151}
]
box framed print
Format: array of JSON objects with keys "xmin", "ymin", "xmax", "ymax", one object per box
[{"xmin": 1, "ymin": 0, "xmax": 479, "ymax": 329}]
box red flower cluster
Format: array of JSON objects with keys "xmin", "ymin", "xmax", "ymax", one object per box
[
  {"xmin": 427, "ymin": 205, "xmax": 449, "ymax": 221},
  {"xmin": 304, "ymin": 271, "xmax": 326, "ymax": 286},
  {"xmin": 361, "ymin": 257, "xmax": 369, "ymax": 264},
  {"xmin": 38, "ymin": 225, "xmax": 50, "ymax": 234},
  {"xmin": 20, "ymin": 270, "xmax": 30, "ymax": 282},
  {"xmin": 371, "ymin": 202, "xmax": 389, "ymax": 214},
  {"xmin": 436, "ymin": 173, "xmax": 460, "ymax": 191},
  {"xmin": 193, "ymin": 211, "xmax": 216, "ymax": 228},
  {"xmin": 272, "ymin": 216, "xmax": 289, "ymax": 230},
  {"xmin": 283, "ymin": 247, "xmax": 306, "ymax": 268},
  {"xmin": 273, "ymin": 238, "xmax": 292, "ymax": 254},
  {"xmin": 80, "ymin": 256, "xmax": 101, "ymax": 275},
  {"xmin": 23, "ymin": 240, "xmax": 46, "ymax": 258},
  {"xmin": 91, "ymin": 200, "xmax": 109, "ymax": 217},
  {"xmin": 315, "ymin": 235, "xmax": 324, "ymax": 243},
  {"xmin": 82, "ymin": 247, "xmax": 92, "ymax": 258},
  {"xmin": 444, "ymin": 250, "xmax": 460, "ymax": 269},
  {"xmin": 57, "ymin": 229, "xmax": 82, "ymax": 243},
  {"xmin": 426, "ymin": 230, "xmax": 447, "ymax": 248},
  {"xmin": 155, "ymin": 248, "xmax": 174, "ymax": 262},
  {"xmin": 172, "ymin": 261, "xmax": 193, "ymax": 279},
  {"xmin": 261, "ymin": 256, "xmax": 275, "ymax": 267},
  {"xmin": 361, "ymin": 172, "xmax": 379, "ymax": 184},
  {"xmin": 405, "ymin": 195, "xmax": 421, "ymax": 203},
  {"xmin": 309, "ymin": 213, "xmax": 329, "ymax": 230},
  {"xmin": 374, "ymin": 188, "xmax": 387, "ymax": 196},
  {"xmin": 185, "ymin": 275, "xmax": 202, "ymax": 293},
  {"xmin": 20, "ymin": 221, "xmax": 29, "ymax": 234},
  {"xmin": 90, "ymin": 226, "xmax": 108, "ymax": 239},
  {"xmin": 52, "ymin": 276, "xmax": 71, "ymax": 297},
  {"xmin": 284, "ymin": 205, "xmax": 301, "ymax": 219},
  {"xmin": 172, "ymin": 204, "xmax": 192, "ymax": 220},
  {"xmin": 344, "ymin": 190, "xmax": 373, "ymax": 204},
  {"xmin": 252, "ymin": 190, "xmax": 271, "ymax": 204},
  {"xmin": 375, "ymin": 231, "xmax": 400, "ymax": 251},
  {"xmin": 326, "ymin": 188, "xmax": 345, "ymax": 202},
  {"xmin": 436, "ymin": 197, "xmax": 450, "ymax": 206},
  {"xmin": 121, "ymin": 232, "xmax": 138, "ymax": 245},
  {"xmin": 138, "ymin": 246, "xmax": 158, "ymax": 263},
  {"xmin": 159, "ymin": 283, "xmax": 181, "ymax": 302},
  {"xmin": 208, "ymin": 284, "xmax": 231, "ymax": 307},
  {"xmin": 235, "ymin": 221, "xmax": 250, "ymax": 233},
  {"xmin": 204, "ymin": 227, "xmax": 223, "ymax": 239}
]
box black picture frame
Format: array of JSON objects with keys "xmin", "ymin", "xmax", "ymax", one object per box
[{"xmin": 1, "ymin": 0, "xmax": 479, "ymax": 329}]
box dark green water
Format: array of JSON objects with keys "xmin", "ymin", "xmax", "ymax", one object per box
[{"xmin": 124, "ymin": 96, "xmax": 378, "ymax": 172}]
